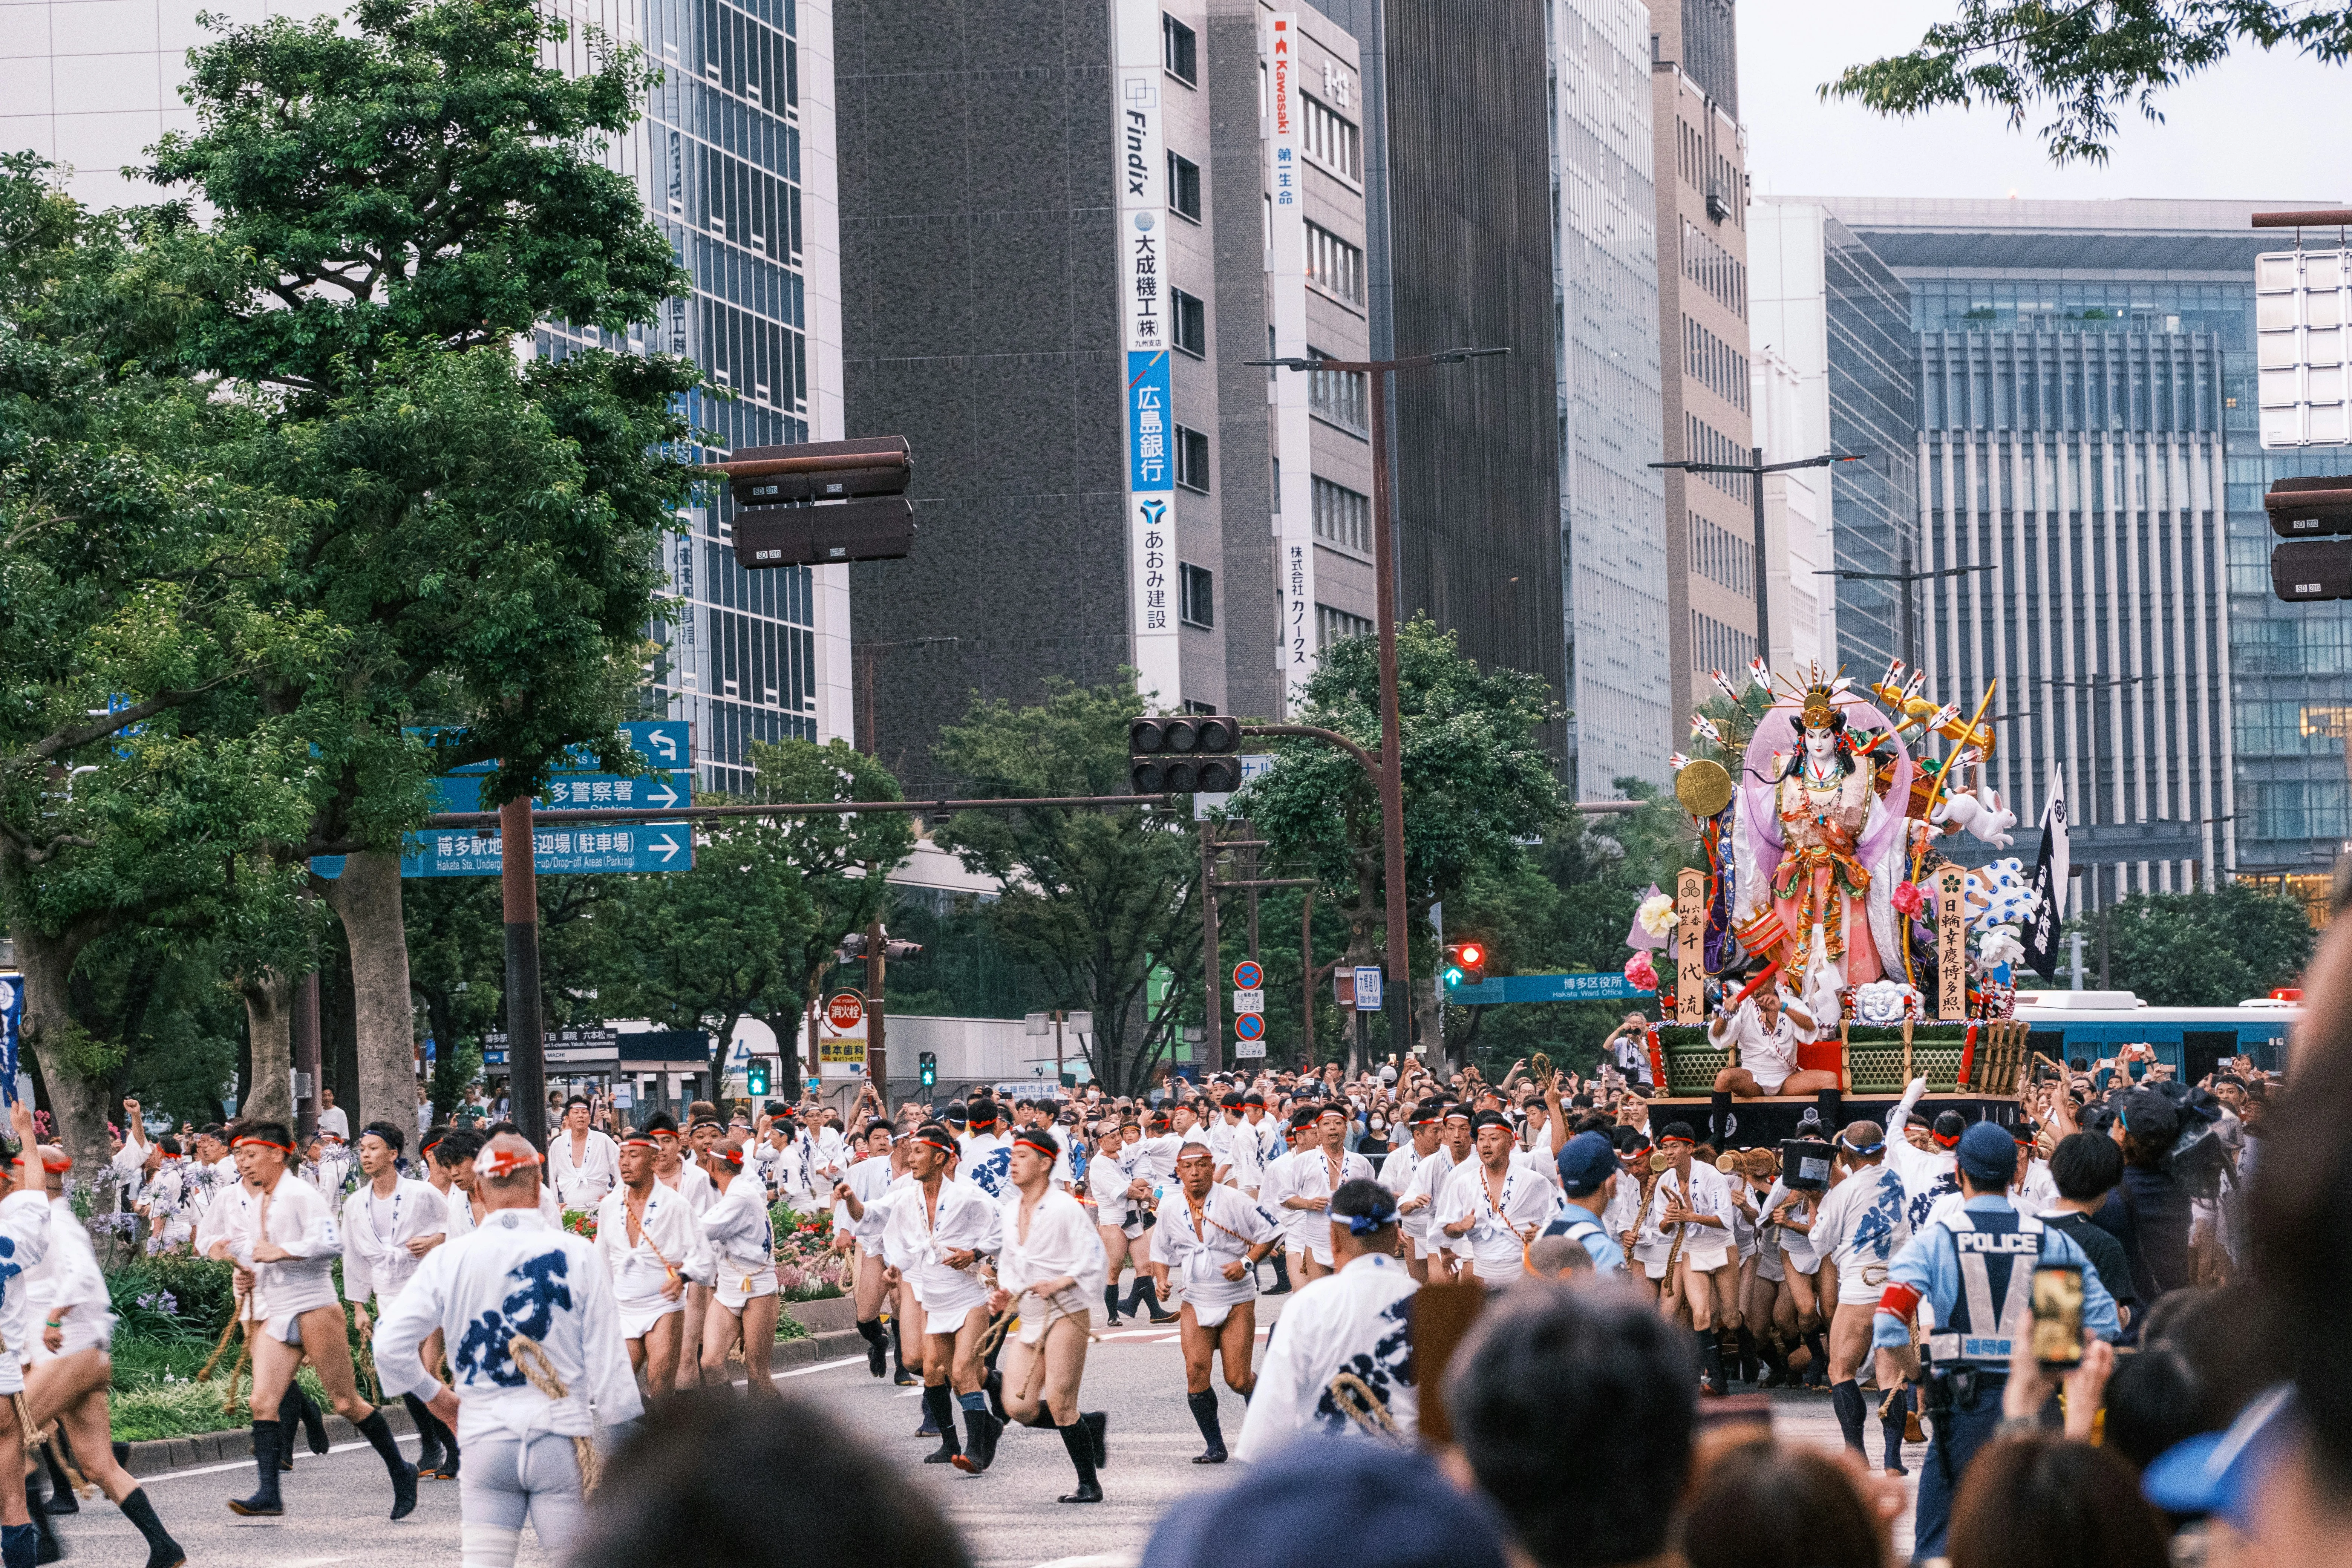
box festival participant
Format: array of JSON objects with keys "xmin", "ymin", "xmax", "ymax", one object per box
[
  {"xmin": 547, "ymin": 1096, "xmax": 620, "ymax": 1210},
  {"xmin": 374, "ymin": 1132, "xmax": 642, "ymax": 1568},
  {"xmin": 1536, "ymin": 1131, "xmax": 1628, "ymax": 1274},
  {"xmin": 1403, "ymin": 1105, "xmax": 1474, "ymax": 1285},
  {"xmin": 1152, "ymin": 1142, "xmax": 1278, "ymax": 1465},
  {"xmin": 1377, "ymin": 1099, "xmax": 1444, "ymax": 1283},
  {"xmin": 1754, "ymin": 1152, "xmax": 1827, "ymax": 1389},
  {"xmin": 1637, "ymin": 1124, "xmax": 1740, "ymax": 1395},
  {"xmin": 888, "ymin": 1124, "xmax": 1003, "ymax": 1472},
  {"xmin": 983, "ymin": 1125, "xmax": 1109, "ymax": 1502},
  {"xmin": 1436, "ymin": 1111, "xmax": 1562, "ymax": 1286},
  {"xmin": 832, "ymin": 1122, "xmax": 903, "ymax": 1379},
  {"xmin": 593, "ymin": 1129, "xmax": 710, "ymax": 1394},
  {"xmin": 432, "ymin": 1126, "xmax": 489, "ymax": 1237},
  {"xmin": 1086, "ymin": 1120, "xmax": 1145, "ymax": 1327},
  {"xmin": 0, "ymin": 1103, "xmax": 52, "ymax": 1568},
  {"xmin": 207, "ymin": 1121, "xmax": 417, "ymax": 1520},
  {"xmin": 1275, "ymin": 1105, "xmax": 1376, "ymax": 1282},
  {"xmin": 1707, "ymin": 984, "xmax": 1839, "ymax": 1142},
  {"xmin": 1808, "ymin": 1119, "xmax": 1911, "ymax": 1469},
  {"xmin": 340, "ymin": 1121, "xmax": 458, "ymax": 1479},
  {"xmin": 1233, "ymin": 1178, "xmax": 1417, "ymax": 1462},
  {"xmin": 18, "ymin": 1130, "xmax": 181, "ymax": 1568},
  {"xmin": 646, "ymin": 1113, "xmax": 717, "ymax": 1388},
  {"xmin": 695, "ymin": 1133, "xmax": 780, "ymax": 1393},
  {"xmin": 960, "ymin": 1099, "xmax": 1014, "ymax": 1200},
  {"xmin": 1882, "ymin": 1076, "xmax": 1960, "ymax": 1230},
  {"xmin": 1872, "ymin": 1122, "xmax": 2121, "ymax": 1562}
]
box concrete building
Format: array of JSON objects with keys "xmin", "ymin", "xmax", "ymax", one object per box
[
  {"xmin": 1748, "ymin": 201, "xmax": 1920, "ymax": 681},
  {"xmin": 1647, "ymin": 0, "xmax": 1756, "ymax": 717},
  {"xmin": 1818, "ymin": 195, "xmax": 2352, "ymax": 911},
  {"xmin": 1550, "ymin": 0, "xmax": 1671, "ymax": 793},
  {"xmin": 2, "ymin": 0, "xmax": 856, "ymax": 786}
]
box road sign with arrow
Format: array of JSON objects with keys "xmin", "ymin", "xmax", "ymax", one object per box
[{"xmin": 400, "ymin": 821, "xmax": 692, "ymax": 877}]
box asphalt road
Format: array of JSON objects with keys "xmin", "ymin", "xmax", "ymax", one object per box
[{"xmin": 51, "ymin": 1303, "xmax": 1925, "ymax": 1568}]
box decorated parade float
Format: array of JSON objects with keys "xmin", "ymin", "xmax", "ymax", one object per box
[{"xmin": 1627, "ymin": 659, "xmax": 2040, "ymax": 1145}]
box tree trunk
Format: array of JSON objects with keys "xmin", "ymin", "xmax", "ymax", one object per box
[
  {"xmin": 322, "ymin": 851, "xmax": 416, "ymax": 1136},
  {"xmin": 237, "ymin": 968, "xmax": 296, "ymax": 1126},
  {"xmin": 9, "ymin": 922, "xmax": 107, "ymax": 1183}
]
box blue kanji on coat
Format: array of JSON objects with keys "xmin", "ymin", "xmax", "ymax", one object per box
[{"xmin": 455, "ymin": 1251, "xmax": 572, "ymax": 1388}]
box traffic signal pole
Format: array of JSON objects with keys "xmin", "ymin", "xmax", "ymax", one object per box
[
  {"xmin": 1201, "ymin": 822, "xmax": 1223, "ymax": 1073},
  {"xmin": 867, "ymin": 911, "xmax": 888, "ymax": 1105},
  {"xmin": 499, "ymin": 795, "xmax": 547, "ymax": 1149}
]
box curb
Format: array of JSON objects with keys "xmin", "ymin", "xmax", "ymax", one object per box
[{"xmin": 119, "ymin": 1328, "xmax": 863, "ymax": 1478}]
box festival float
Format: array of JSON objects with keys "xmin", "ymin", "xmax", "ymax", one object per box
[{"xmin": 1626, "ymin": 658, "xmax": 2040, "ymax": 1144}]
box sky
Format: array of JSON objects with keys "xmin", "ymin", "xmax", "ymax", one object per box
[{"xmin": 1736, "ymin": 0, "xmax": 2351, "ymax": 204}]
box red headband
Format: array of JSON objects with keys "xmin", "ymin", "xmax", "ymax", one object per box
[
  {"xmin": 1932, "ymin": 1130, "xmax": 1962, "ymax": 1149},
  {"xmin": 621, "ymin": 1133, "xmax": 659, "ymax": 1149},
  {"xmin": 1012, "ymin": 1131, "xmax": 1057, "ymax": 1158},
  {"xmin": 233, "ymin": 1137, "xmax": 295, "ymax": 1154},
  {"xmin": 40, "ymin": 1158, "xmax": 71, "ymax": 1175},
  {"xmin": 915, "ymin": 1129, "xmax": 957, "ymax": 1155},
  {"xmin": 714, "ymin": 1144, "xmax": 745, "ymax": 1167},
  {"xmin": 475, "ymin": 1147, "xmax": 543, "ymax": 1179}
]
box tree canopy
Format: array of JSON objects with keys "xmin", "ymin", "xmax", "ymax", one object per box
[{"xmin": 2087, "ymin": 883, "xmax": 2315, "ymax": 1006}]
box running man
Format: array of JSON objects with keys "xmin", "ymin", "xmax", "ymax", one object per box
[
  {"xmin": 985, "ymin": 1125, "xmax": 1109, "ymax": 1502},
  {"xmin": 1152, "ymin": 1142, "xmax": 1278, "ymax": 1464}
]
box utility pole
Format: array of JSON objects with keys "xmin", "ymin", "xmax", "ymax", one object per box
[
  {"xmin": 867, "ymin": 912, "xmax": 888, "ymax": 1105},
  {"xmin": 1654, "ymin": 447, "xmax": 1867, "ymax": 664},
  {"xmin": 1200, "ymin": 822, "xmax": 1223, "ymax": 1074},
  {"xmin": 1816, "ymin": 553, "xmax": 1992, "ymax": 677},
  {"xmin": 499, "ymin": 795, "xmax": 547, "ymax": 1148},
  {"xmin": 291, "ymin": 971, "xmax": 322, "ymax": 1142}
]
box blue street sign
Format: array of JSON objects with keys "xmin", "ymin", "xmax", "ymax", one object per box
[
  {"xmin": 1443, "ymin": 972, "xmax": 1643, "ymax": 1005},
  {"xmin": 416, "ymin": 720, "xmax": 690, "ymax": 775},
  {"xmin": 400, "ymin": 821, "xmax": 693, "ymax": 878},
  {"xmin": 1233, "ymin": 1013, "xmax": 1266, "ymax": 1041},
  {"xmin": 1352, "ymin": 966, "xmax": 1383, "ymax": 1012},
  {"xmin": 431, "ymin": 770, "xmax": 689, "ymax": 815}
]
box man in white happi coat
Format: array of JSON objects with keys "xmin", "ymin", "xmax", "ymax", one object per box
[
  {"xmin": 375, "ymin": 1133, "xmax": 641, "ymax": 1568},
  {"xmin": 1435, "ymin": 1110, "xmax": 1562, "ymax": 1287},
  {"xmin": 831, "ymin": 1122, "xmax": 905, "ymax": 1380},
  {"xmin": 694, "ymin": 1133, "xmax": 780, "ymax": 1391},
  {"xmin": 1152, "ymin": 1140, "xmax": 1277, "ymax": 1465},
  {"xmin": 888, "ymin": 1123, "xmax": 1004, "ymax": 1473},
  {"xmin": 594, "ymin": 1129, "xmax": 712, "ymax": 1393},
  {"xmin": 1402, "ymin": 1105, "xmax": 1474, "ymax": 1285},
  {"xmin": 1378, "ymin": 1099, "xmax": 1445, "ymax": 1283},
  {"xmin": 985, "ymin": 1125, "xmax": 1109, "ymax": 1502},
  {"xmin": 1234, "ymin": 1177, "xmax": 1418, "ymax": 1462},
  {"xmin": 0, "ymin": 1102, "xmax": 54, "ymax": 1568},
  {"xmin": 546, "ymin": 1096, "xmax": 619, "ymax": 1211},
  {"xmin": 1277, "ymin": 1104, "xmax": 1375, "ymax": 1282},
  {"xmin": 341, "ymin": 1119, "xmax": 458, "ymax": 1479}
]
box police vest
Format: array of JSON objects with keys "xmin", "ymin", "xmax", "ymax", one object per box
[{"xmin": 1923, "ymin": 1206, "xmax": 2046, "ymax": 1368}]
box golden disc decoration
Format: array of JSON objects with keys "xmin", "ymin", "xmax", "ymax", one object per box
[{"xmin": 1674, "ymin": 757, "xmax": 1734, "ymax": 819}]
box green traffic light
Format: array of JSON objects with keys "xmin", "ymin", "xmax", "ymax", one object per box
[{"xmin": 1442, "ymin": 966, "xmax": 1465, "ymax": 987}]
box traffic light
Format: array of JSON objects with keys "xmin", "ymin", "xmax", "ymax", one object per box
[
  {"xmin": 918, "ymin": 1051, "xmax": 938, "ymax": 1089},
  {"xmin": 2266, "ymin": 476, "xmax": 2352, "ymax": 600},
  {"xmin": 746, "ymin": 1062, "xmax": 770, "ymax": 1096},
  {"xmin": 1129, "ymin": 715, "xmax": 1242, "ymax": 793},
  {"xmin": 882, "ymin": 937, "xmax": 923, "ymax": 960},
  {"xmin": 1441, "ymin": 941, "xmax": 1487, "ymax": 989},
  {"xmin": 717, "ymin": 437, "xmax": 916, "ymax": 570},
  {"xmin": 835, "ymin": 931, "xmax": 868, "ymax": 962}
]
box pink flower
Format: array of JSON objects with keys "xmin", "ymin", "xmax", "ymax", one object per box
[
  {"xmin": 1892, "ymin": 881, "xmax": 1925, "ymax": 917},
  {"xmin": 1623, "ymin": 952, "xmax": 1658, "ymax": 992}
]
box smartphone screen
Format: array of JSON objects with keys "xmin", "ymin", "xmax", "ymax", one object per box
[{"xmin": 2030, "ymin": 1265, "xmax": 2084, "ymax": 1369}]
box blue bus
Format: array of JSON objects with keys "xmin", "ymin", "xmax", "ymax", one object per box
[{"xmin": 2009, "ymin": 992, "xmax": 2295, "ymax": 1079}]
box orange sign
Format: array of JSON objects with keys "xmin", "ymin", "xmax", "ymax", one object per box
[{"xmin": 826, "ymin": 991, "xmax": 866, "ymax": 1032}]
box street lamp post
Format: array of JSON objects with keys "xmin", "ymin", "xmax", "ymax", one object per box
[
  {"xmin": 1653, "ymin": 448, "xmax": 1867, "ymax": 666},
  {"xmin": 1246, "ymin": 346, "xmax": 1505, "ymax": 1062},
  {"xmin": 1814, "ymin": 551, "xmax": 1993, "ymax": 672}
]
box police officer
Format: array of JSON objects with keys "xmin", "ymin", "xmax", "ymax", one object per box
[{"xmin": 1870, "ymin": 1121, "xmax": 2121, "ymax": 1563}]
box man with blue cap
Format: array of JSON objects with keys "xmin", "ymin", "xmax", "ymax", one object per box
[
  {"xmin": 1538, "ymin": 1132, "xmax": 1626, "ymax": 1275},
  {"xmin": 1870, "ymin": 1118, "xmax": 2121, "ymax": 1563}
]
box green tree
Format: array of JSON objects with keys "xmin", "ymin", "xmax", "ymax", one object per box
[
  {"xmin": 1827, "ymin": 0, "xmax": 2352, "ymax": 164},
  {"xmin": 133, "ymin": 0, "xmax": 700, "ymax": 1135},
  {"xmin": 933, "ymin": 678, "xmax": 1200, "ymax": 1096},
  {"xmin": 1234, "ymin": 616, "xmax": 1565, "ymax": 1067},
  {"xmin": 2085, "ymin": 884, "xmax": 2316, "ymax": 1006}
]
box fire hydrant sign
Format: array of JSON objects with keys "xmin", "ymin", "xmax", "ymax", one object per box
[{"xmin": 827, "ymin": 992, "xmax": 867, "ymax": 1032}]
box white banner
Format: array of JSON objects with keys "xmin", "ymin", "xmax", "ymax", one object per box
[
  {"xmin": 1266, "ymin": 13, "xmax": 1317, "ymax": 713},
  {"xmin": 1116, "ymin": 0, "xmax": 1182, "ymax": 707}
]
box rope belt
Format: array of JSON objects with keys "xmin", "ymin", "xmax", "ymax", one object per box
[
  {"xmin": 508, "ymin": 1335, "xmax": 602, "ymax": 1498},
  {"xmin": 1326, "ymin": 1371, "xmax": 1398, "ymax": 1438}
]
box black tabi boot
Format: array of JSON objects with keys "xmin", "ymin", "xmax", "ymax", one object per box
[
  {"xmin": 1102, "ymin": 1284, "xmax": 1123, "ymax": 1328},
  {"xmin": 115, "ymin": 1489, "xmax": 183, "ymax": 1568},
  {"xmin": 1056, "ymin": 1419, "xmax": 1104, "ymax": 1503},
  {"xmin": 1802, "ymin": 1330, "xmax": 1831, "ymax": 1388},
  {"xmin": 1697, "ymin": 1329, "xmax": 1728, "ymax": 1396},
  {"xmin": 295, "ymin": 1389, "xmax": 329, "ymax": 1457},
  {"xmin": 401, "ymin": 1394, "xmax": 445, "ymax": 1478},
  {"xmin": 954, "ymin": 1398, "xmax": 1004, "ymax": 1475},
  {"xmin": 856, "ymin": 1317, "xmax": 889, "ymax": 1378},
  {"xmin": 1879, "ymin": 1385, "xmax": 1912, "ymax": 1475},
  {"xmin": 920, "ymin": 1386, "xmax": 962, "ymax": 1463},
  {"xmin": 40, "ymin": 1439, "xmax": 77, "ymax": 1515},
  {"xmin": 353, "ymin": 1410, "xmax": 419, "ymax": 1521},
  {"xmin": 1830, "ymin": 1380, "xmax": 1868, "ymax": 1458},
  {"xmin": 1266, "ymin": 1252, "xmax": 1292, "ymax": 1295},
  {"xmin": 985, "ymin": 1367, "xmax": 1008, "ymax": 1422},
  {"xmin": 227, "ymin": 1421, "xmax": 284, "ymax": 1516},
  {"xmin": 1132, "ymin": 1277, "xmax": 1176, "ymax": 1326},
  {"xmin": 271, "ymin": 1385, "xmax": 300, "ymax": 1472},
  {"xmin": 1736, "ymin": 1328, "xmax": 1761, "ymax": 1386},
  {"xmin": 430, "ymin": 1408, "xmax": 459, "ymax": 1480},
  {"xmin": 1084, "ymin": 1410, "xmax": 1109, "ymax": 1470},
  {"xmin": 890, "ymin": 1317, "xmax": 918, "ymax": 1386},
  {"xmin": 25, "ymin": 1476, "xmax": 57, "ymax": 1564},
  {"xmin": 1187, "ymin": 1389, "xmax": 1227, "ymax": 1464},
  {"xmin": 1757, "ymin": 1333, "xmax": 1790, "ymax": 1389}
]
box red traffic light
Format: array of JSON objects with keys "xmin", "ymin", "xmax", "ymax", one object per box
[{"xmin": 1457, "ymin": 942, "xmax": 1484, "ymax": 967}]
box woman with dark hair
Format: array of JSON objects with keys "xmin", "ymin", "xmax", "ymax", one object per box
[
  {"xmin": 1946, "ymin": 1435, "xmax": 2169, "ymax": 1568},
  {"xmin": 1677, "ymin": 1433, "xmax": 1889, "ymax": 1568}
]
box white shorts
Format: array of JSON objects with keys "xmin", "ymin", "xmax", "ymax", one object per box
[
  {"xmin": 1755, "ymin": 1247, "xmax": 1785, "ymax": 1284},
  {"xmin": 1836, "ymin": 1262, "xmax": 1891, "ymax": 1306},
  {"xmin": 617, "ymin": 1297, "xmax": 685, "ymax": 1340},
  {"xmin": 1784, "ymin": 1248, "xmax": 1821, "ymax": 1277},
  {"xmin": 1179, "ymin": 1281, "xmax": 1256, "ymax": 1328},
  {"xmin": 716, "ymin": 1271, "xmax": 779, "ymax": 1311},
  {"xmin": 1751, "ymin": 1070, "xmax": 1792, "ymax": 1096},
  {"xmin": 912, "ymin": 1271, "xmax": 991, "ymax": 1323},
  {"xmin": 1286, "ymin": 1230, "xmax": 1334, "ymax": 1267},
  {"xmin": 1644, "ymin": 1243, "xmax": 1734, "ymax": 1279},
  {"xmin": 1015, "ymin": 1292, "xmax": 1092, "ymax": 1345},
  {"xmin": 28, "ymin": 1315, "xmax": 113, "ymax": 1363}
]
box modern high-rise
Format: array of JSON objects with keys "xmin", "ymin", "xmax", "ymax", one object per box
[
  {"xmin": 1818, "ymin": 196, "xmax": 2352, "ymax": 911},
  {"xmin": 1647, "ymin": 0, "xmax": 1756, "ymax": 717},
  {"xmin": 1550, "ymin": 0, "xmax": 1670, "ymax": 793},
  {"xmin": 2, "ymin": 0, "xmax": 856, "ymax": 788}
]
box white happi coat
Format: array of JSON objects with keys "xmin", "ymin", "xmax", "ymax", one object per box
[{"xmin": 1233, "ymin": 1251, "xmax": 1419, "ymax": 1462}]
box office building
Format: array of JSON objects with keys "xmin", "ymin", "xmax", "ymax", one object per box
[
  {"xmin": 1550, "ymin": 0, "xmax": 1671, "ymax": 793},
  {"xmin": 2, "ymin": 0, "xmax": 855, "ymax": 788},
  {"xmin": 1749, "ymin": 201, "xmax": 1921, "ymax": 680},
  {"xmin": 1648, "ymin": 0, "xmax": 1757, "ymax": 717},
  {"xmin": 1822, "ymin": 196, "xmax": 2352, "ymax": 909}
]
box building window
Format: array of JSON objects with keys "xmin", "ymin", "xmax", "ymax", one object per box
[
  {"xmin": 1691, "ymin": 611, "xmax": 1755, "ymax": 678},
  {"xmin": 1171, "ymin": 289, "xmax": 1206, "ymax": 357},
  {"xmin": 1306, "ymin": 222, "xmax": 1364, "ymax": 306},
  {"xmin": 1308, "ymin": 346, "xmax": 1366, "ymax": 432},
  {"xmin": 1168, "ymin": 151, "xmax": 1202, "ymax": 223},
  {"xmin": 1174, "ymin": 424, "xmax": 1211, "ymax": 492},
  {"xmin": 1301, "ymin": 94, "xmax": 1360, "ymax": 181},
  {"xmin": 1312, "ymin": 476, "xmax": 1369, "ymax": 552},
  {"xmin": 1163, "ymin": 14, "xmax": 1197, "ymax": 85},
  {"xmin": 1179, "ymin": 563, "xmax": 1214, "ymax": 628},
  {"xmin": 1317, "ymin": 604, "xmax": 1374, "ymax": 647}
]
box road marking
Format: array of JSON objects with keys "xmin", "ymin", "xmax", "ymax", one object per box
[
  {"xmin": 776, "ymin": 1354, "xmax": 869, "ymax": 1378},
  {"xmin": 141, "ymin": 1436, "xmax": 419, "ymax": 1483}
]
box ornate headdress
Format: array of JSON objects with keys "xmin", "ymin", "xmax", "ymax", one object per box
[{"xmin": 1800, "ymin": 677, "xmax": 1838, "ymax": 733}]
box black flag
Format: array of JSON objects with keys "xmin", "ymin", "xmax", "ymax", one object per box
[{"xmin": 2020, "ymin": 774, "xmax": 2070, "ymax": 981}]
